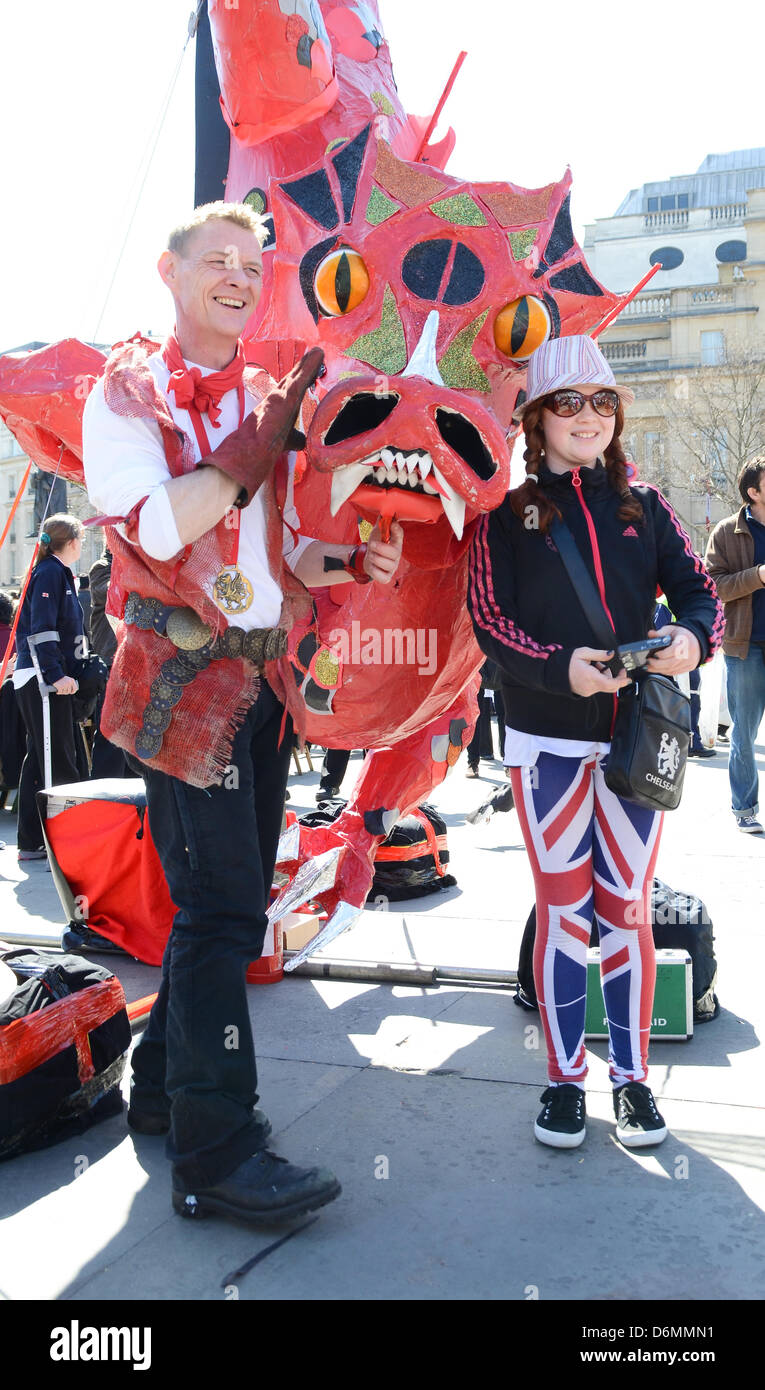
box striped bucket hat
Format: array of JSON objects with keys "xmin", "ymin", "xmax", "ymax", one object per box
[{"xmin": 514, "ymin": 335, "xmax": 635, "ymax": 419}]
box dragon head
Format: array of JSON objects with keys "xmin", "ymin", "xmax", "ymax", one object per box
[{"xmin": 252, "ymin": 123, "xmax": 619, "ymax": 560}]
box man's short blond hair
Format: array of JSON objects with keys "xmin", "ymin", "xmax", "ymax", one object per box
[{"xmin": 167, "ymin": 201, "xmax": 269, "ymax": 256}]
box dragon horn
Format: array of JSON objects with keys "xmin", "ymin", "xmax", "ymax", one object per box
[{"xmin": 591, "ymin": 263, "xmax": 662, "ymax": 339}]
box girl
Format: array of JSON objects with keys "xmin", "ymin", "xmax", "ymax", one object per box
[
  {"xmin": 13, "ymin": 514, "xmax": 87, "ymax": 860},
  {"xmin": 468, "ymin": 336, "xmax": 723, "ymax": 1149}
]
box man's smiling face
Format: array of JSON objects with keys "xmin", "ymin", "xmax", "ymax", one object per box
[{"xmin": 160, "ymin": 219, "xmax": 264, "ymax": 353}]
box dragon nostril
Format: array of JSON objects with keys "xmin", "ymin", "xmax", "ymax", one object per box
[
  {"xmin": 323, "ymin": 393, "xmax": 399, "ymax": 445},
  {"xmin": 435, "ymin": 409, "xmax": 496, "ymax": 481}
]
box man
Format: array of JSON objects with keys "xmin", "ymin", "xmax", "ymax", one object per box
[
  {"xmin": 705, "ymin": 455, "xmax": 765, "ymax": 833},
  {"xmin": 76, "ymin": 573, "xmax": 91, "ymax": 635},
  {"xmin": 82, "ymin": 202, "xmax": 403, "ymax": 1224}
]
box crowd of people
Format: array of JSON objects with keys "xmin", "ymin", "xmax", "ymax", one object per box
[{"xmin": 1, "ymin": 197, "xmax": 763, "ymax": 1223}]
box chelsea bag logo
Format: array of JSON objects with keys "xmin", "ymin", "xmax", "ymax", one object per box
[{"xmin": 657, "ymin": 732, "xmax": 680, "ymax": 781}]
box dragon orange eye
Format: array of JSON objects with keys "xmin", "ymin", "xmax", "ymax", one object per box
[
  {"xmin": 314, "ymin": 248, "xmax": 370, "ymax": 317},
  {"xmin": 493, "ymin": 295, "xmax": 551, "ymax": 360}
]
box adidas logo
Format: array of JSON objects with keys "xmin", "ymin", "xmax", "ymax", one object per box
[{"xmin": 623, "ymin": 526, "xmax": 638, "ymax": 537}]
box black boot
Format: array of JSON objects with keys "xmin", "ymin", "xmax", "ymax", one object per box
[{"xmin": 172, "ymin": 1149, "xmax": 341, "ymax": 1225}]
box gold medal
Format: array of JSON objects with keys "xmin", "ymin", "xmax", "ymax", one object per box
[{"xmin": 213, "ymin": 565, "xmax": 254, "ymax": 615}]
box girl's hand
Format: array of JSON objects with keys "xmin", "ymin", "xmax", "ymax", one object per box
[
  {"xmin": 568, "ymin": 647, "xmax": 631, "ymax": 698},
  {"xmin": 644, "ymin": 626, "xmax": 701, "ymax": 676},
  {"xmin": 364, "ymin": 520, "xmax": 404, "ymax": 583},
  {"xmin": 52, "ymin": 676, "xmax": 78, "ymax": 695}
]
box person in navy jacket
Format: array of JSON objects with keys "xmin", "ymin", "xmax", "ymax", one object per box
[
  {"xmin": 13, "ymin": 513, "xmax": 87, "ymax": 860},
  {"xmin": 468, "ymin": 336, "xmax": 723, "ymax": 1154}
]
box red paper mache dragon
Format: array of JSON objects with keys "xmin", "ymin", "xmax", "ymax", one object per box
[{"xmin": 0, "ymin": 1, "xmax": 629, "ymax": 965}]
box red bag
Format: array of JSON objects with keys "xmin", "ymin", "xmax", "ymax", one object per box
[{"xmin": 40, "ymin": 780, "xmax": 175, "ymax": 966}]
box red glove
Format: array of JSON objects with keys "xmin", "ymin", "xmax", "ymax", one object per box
[{"xmin": 202, "ymin": 347, "xmax": 324, "ymax": 506}]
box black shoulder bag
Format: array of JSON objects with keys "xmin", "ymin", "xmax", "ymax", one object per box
[{"xmin": 549, "ymin": 516, "xmax": 691, "ymax": 813}]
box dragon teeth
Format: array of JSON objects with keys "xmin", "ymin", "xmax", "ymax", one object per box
[
  {"xmin": 330, "ymin": 449, "xmax": 452, "ymax": 507},
  {"xmin": 432, "ymin": 463, "xmax": 466, "ymax": 540},
  {"xmin": 329, "ymin": 462, "xmax": 374, "ymax": 517}
]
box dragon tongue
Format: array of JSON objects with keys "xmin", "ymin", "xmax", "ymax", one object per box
[{"xmin": 329, "ymin": 462, "xmax": 373, "ymax": 517}]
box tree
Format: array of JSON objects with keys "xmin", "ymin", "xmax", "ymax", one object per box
[{"xmin": 666, "ymin": 339, "xmax": 765, "ymax": 514}]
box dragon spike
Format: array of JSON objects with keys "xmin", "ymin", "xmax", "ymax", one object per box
[
  {"xmin": 402, "ymin": 310, "xmax": 444, "ymax": 387},
  {"xmin": 591, "ymin": 263, "xmax": 662, "ymax": 339},
  {"xmin": 283, "ymin": 900, "xmax": 363, "ymax": 972},
  {"xmin": 267, "ymin": 847, "xmax": 343, "ymax": 923},
  {"xmin": 414, "ymin": 50, "xmax": 468, "ymax": 163}
]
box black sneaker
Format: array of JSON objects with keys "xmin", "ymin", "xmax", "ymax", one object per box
[
  {"xmin": 316, "ymin": 784, "xmax": 340, "ymax": 803},
  {"xmin": 128, "ymin": 1105, "xmax": 272, "ymax": 1146},
  {"xmin": 534, "ymin": 1084, "xmax": 586, "ymax": 1149},
  {"xmin": 613, "ymin": 1082, "xmax": 667, "ymax": 1147},
  {"xmin": 172, "ymin": 1149, "xmax": 341, "ymax": 1225}
]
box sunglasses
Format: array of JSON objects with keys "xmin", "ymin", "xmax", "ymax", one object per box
[{"xmin": 543, "ymin": 388, "xmax": 620, "ymax": 418}]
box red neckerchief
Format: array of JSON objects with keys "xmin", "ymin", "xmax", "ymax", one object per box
[
  {"xmin": 161, "ymin": 332, "xmax": 247, "ymax": 569},
  {"xmin": 161, "ymin": 332, "xmax": 246, "ymax": 448}
]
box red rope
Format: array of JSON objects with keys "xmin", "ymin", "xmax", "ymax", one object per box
[
  {"xmin": 0, "ymin": 446, "xmax": 66, "ymax": 689},
  {"xmin": 0, "ymin": 539, "xmax": 40, "ymax": 689},
  {"xmin": 0, "ymin": 458, "xmax": 33, "ymax": 555}
]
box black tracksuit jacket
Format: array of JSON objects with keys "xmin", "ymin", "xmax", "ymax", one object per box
[{"xmin": 467, "ymin": 462, "xmax": 724, "ymax": 743}]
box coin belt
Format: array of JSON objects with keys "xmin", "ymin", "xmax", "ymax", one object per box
[{"xmin": 124, "ymin": 593, "xmax": 288, "ymax": 764}]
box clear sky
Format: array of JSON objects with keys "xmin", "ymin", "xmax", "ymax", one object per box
[{"xmin": 1, "ymin": 0, "xmax": 763, "ymax": 352}]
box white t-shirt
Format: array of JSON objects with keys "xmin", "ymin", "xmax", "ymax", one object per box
[
  {"xmin": 82, "ymin": 353, "xmax": 313, "ymax": 630},
  {"xmin": 504, "ymin": 726, "xmax": 611, "ymax": 767}
]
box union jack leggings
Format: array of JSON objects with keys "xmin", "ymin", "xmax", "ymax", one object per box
[{"xmin": 510, "ymin": 751, "xmax": 664, "ymax": 1087}]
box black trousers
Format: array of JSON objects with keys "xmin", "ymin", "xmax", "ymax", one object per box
[
  {"xmin": 130, "ymin": 681, "xmax": 293, "ymax": 1191},
  {"xmin": 90, "ymin": 686, "xmax": 137, "ymax": 779},
  {"xmin": 493, "ymin": 687, "xmax": 507, "ymax": 763},
  {"xmin": 16, "ymin": 679, "xmax": 84, "ymax": 851},
  {"xmin": 467, "ymin": 693, "xmax": 496, "ymax": 767},
  {"xmin": 319, "ymin": 746, "xmax": 351, "ymax": 792}
]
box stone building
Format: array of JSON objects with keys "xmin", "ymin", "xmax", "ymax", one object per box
[{"xmin": 585, "ymin": 148, "xmax": 765, "ymax": 553}]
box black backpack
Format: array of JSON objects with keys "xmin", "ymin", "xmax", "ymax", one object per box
[
  {"xmin": 515, "ymin": 878, "xmax": 718, "ymax": 1022},
  {"xmin": 300, "ymin": 801, "xmax": 457, "ymax": 901},
  {"xmin": 0, "ymin": 948, "xmax": 130, "ymax": 1161}
]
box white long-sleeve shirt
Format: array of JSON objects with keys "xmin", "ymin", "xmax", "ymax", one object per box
[{"xmin": 82, "ymin": 353, "xmax": 313, "ymax": 630}]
